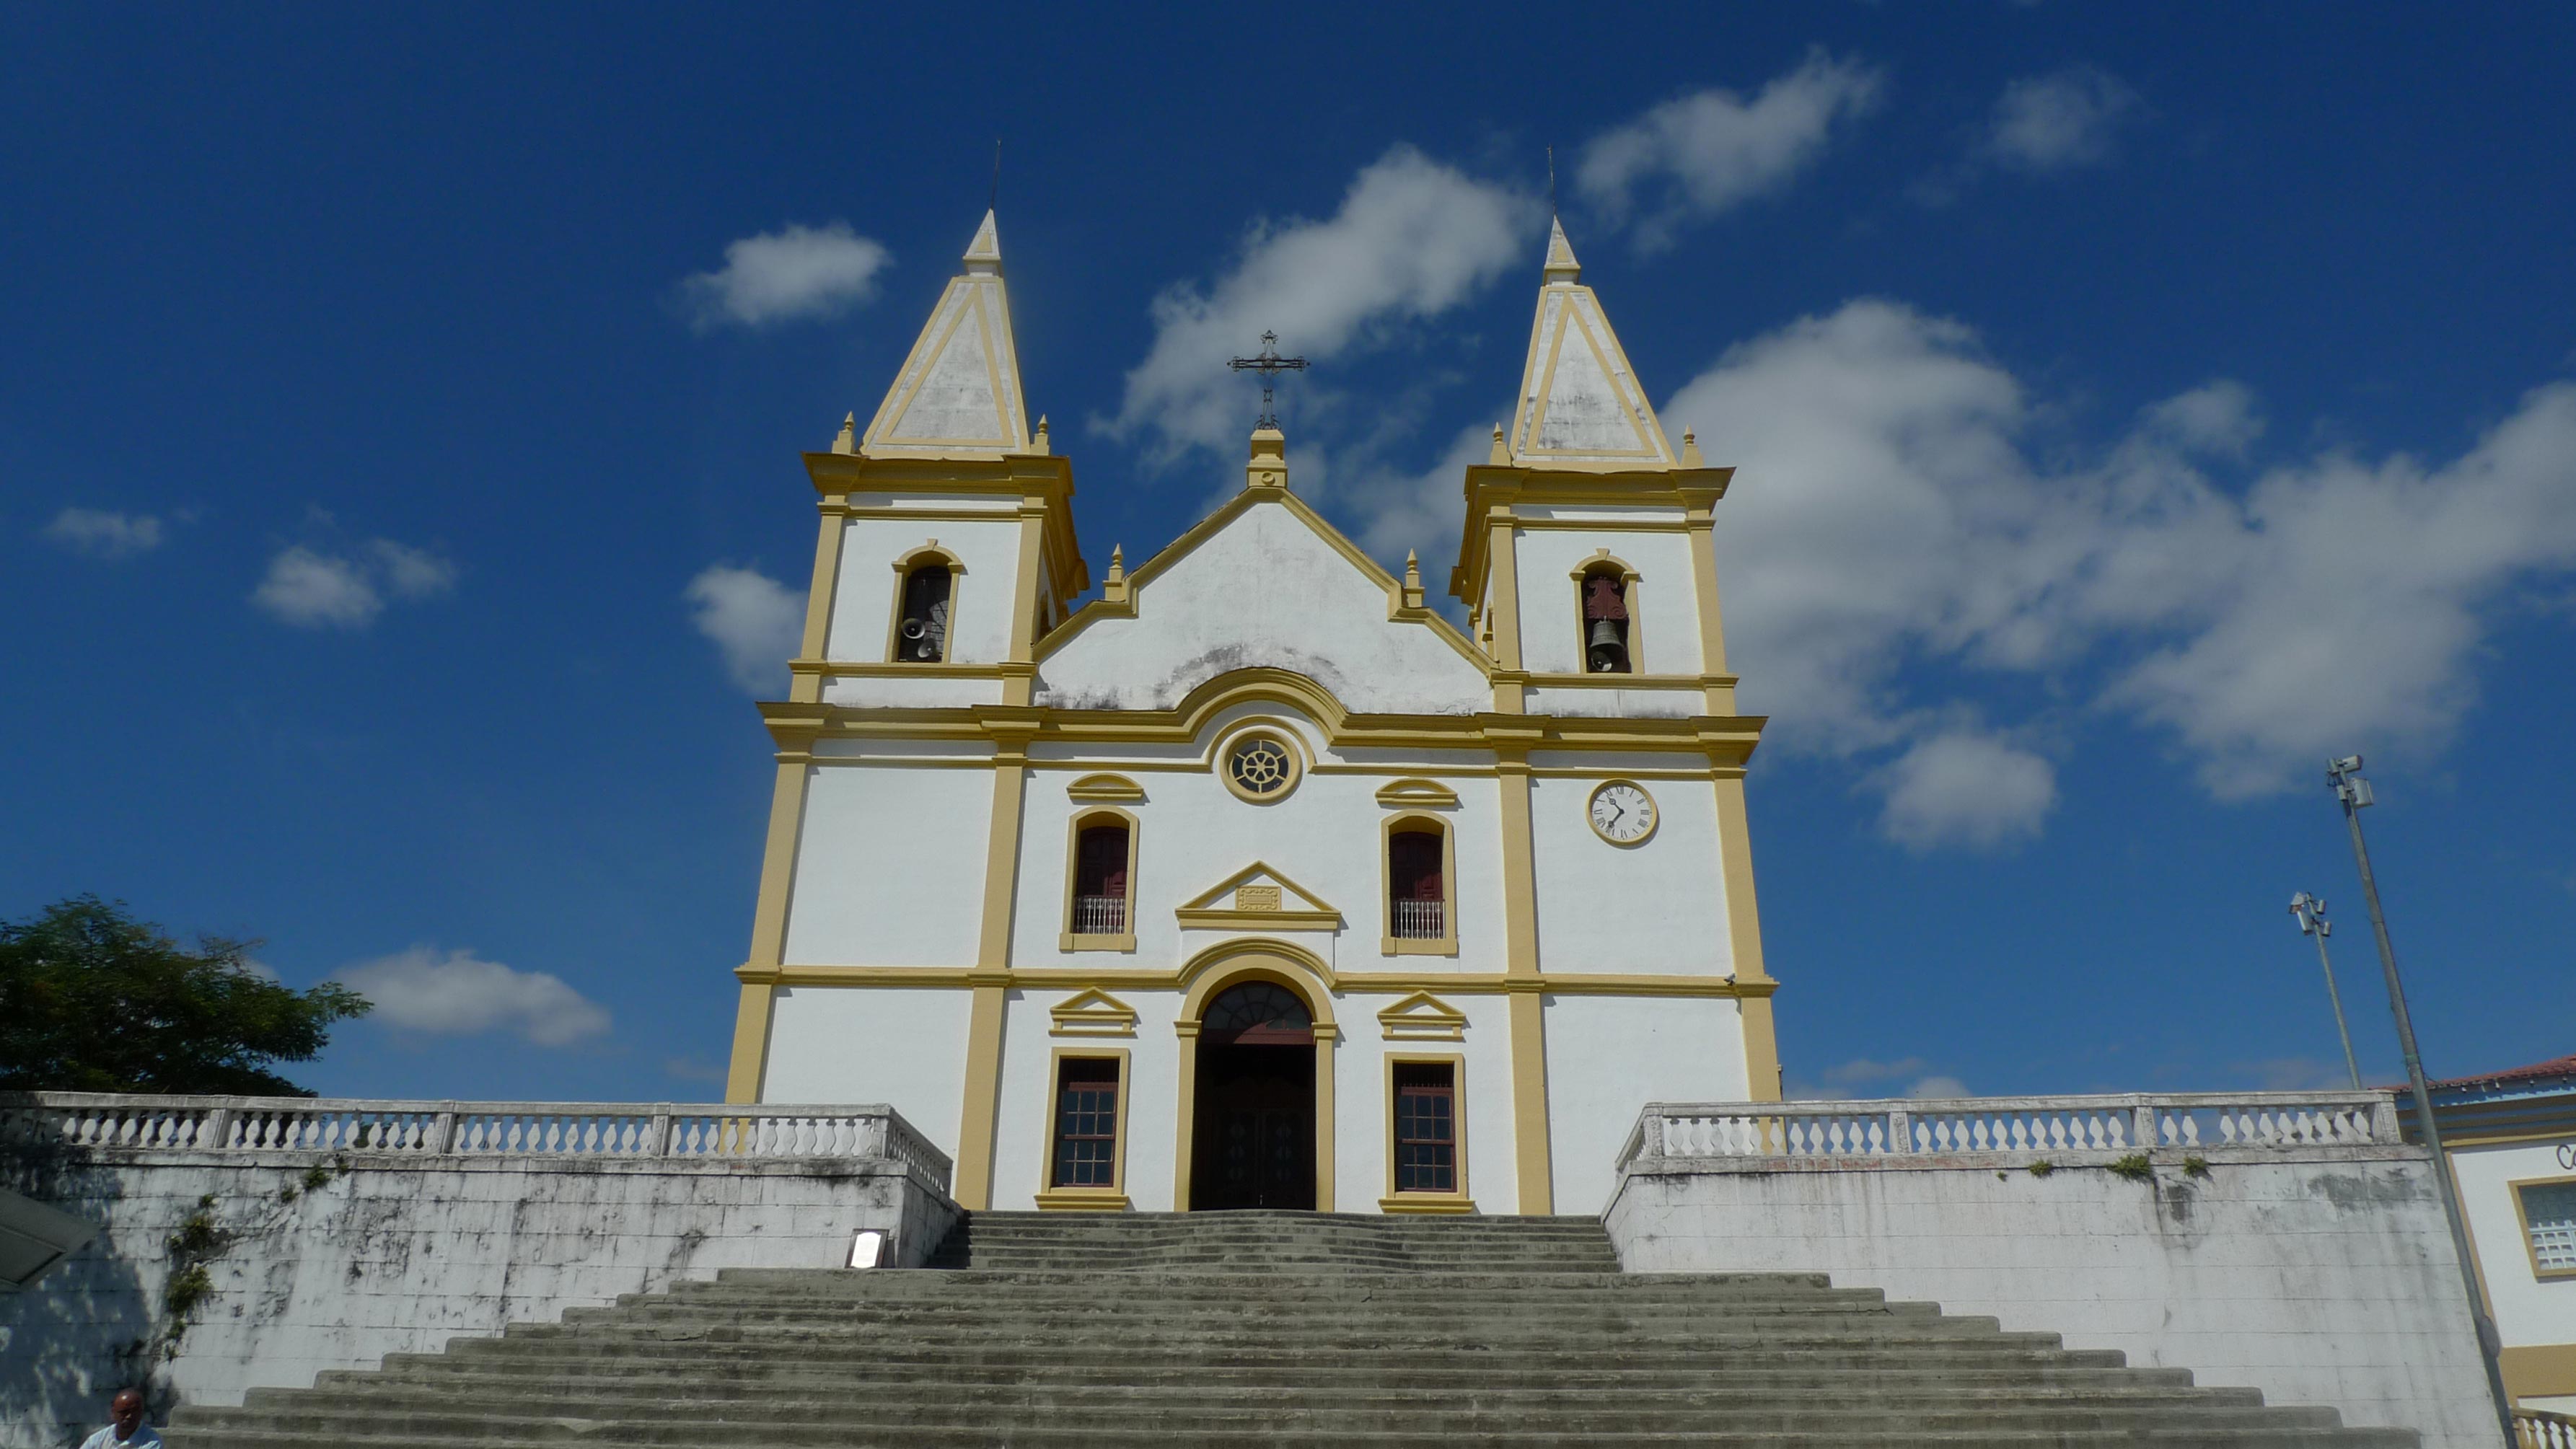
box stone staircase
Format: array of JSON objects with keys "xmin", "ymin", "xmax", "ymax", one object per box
[{"xmin": 167, "ymin": 1210, "xmax": 2419, "ymax": 1447}]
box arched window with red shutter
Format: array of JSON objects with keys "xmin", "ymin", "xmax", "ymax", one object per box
[{"xmin": 1064, "ymin": 811, "xmax": 1136, "ymax": 946}]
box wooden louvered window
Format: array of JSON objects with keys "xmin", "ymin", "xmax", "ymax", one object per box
[{"xmin": 1392, "ymin": 1062, "xmax": 1457, "ymax": 1194}]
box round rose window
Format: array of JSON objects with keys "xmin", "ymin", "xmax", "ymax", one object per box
[{"xmin": 1224, "ymin": 735, "xmax": 1297, "ymax": 801}]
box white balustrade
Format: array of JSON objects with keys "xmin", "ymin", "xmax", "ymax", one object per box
[
  {"xmin": 1073, "ymin": 895, "xmax": 1127, "ymax": 934},
  {"xmin": 1619, "ymin": 1091, "xmax": 2402, "ymax": 1171},
  {"xmin": 1391, "ymin": 899, "xmax": 1445, "ymax": 939},
  {"xmin": 0, "ymin": 1092, "xmax": 951, "ymax": 1192}
]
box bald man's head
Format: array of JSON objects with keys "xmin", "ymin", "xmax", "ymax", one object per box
[{"xmin": 109, "ymin": 1388, "xmax": 144, "ymax": 1435}]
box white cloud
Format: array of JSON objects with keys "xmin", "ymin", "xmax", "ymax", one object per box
[
  {"xmin": 1664, "ymin": 298, "xmax": 2576, "ymax": 806},
  {"xmin": 45, "ymin": 507, "xmax": 165, "ymax": 558},
  {"xmin": 1104, "ymin": 146, "xmax": 1537, "ymax": 464},
  {"xmin": 1986, "ymin": 66, "xmax": 2142, "ymax": 172},
  {"xmin": 681, "ymin": 221, "xmax": 891, "ymax": 330},
  {"xmin": 1577, "ymin": 51, "xmax": 1883, "ymax": 251},
  {"xmin": 372, "ymin": 539, "xmax": 458, "ymax": 598},
  {"xmin": 252, "ymin": 538, "xmax": 455, "ymax": 630},
  {"xmin": 1351, "ymin": 423, "xmax": 1492, "ymax": 568},
  {"xmin": 337, "ymin": 946, "xmax": 610, "ymax": 1046},
  {"xmin": 1873, "ymin": 731, "xmax": 2060, "ymax": 850},
  {"xmin": 1787, "ymin": 1056, "xmax": 1970, "ymax": 1101},
  {"xmin": 253, "ymin": 547, "xmax": 383, "ymax": 628},
  {"xmin": 686, "ymin": 564, "xmax": 801, "ymax": 693}
]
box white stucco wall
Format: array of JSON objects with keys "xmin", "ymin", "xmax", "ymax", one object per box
[
  {"xmin": 1009, "ymin": 709, "xmax": 1511, "ymax": 974},
  {"xmin": 1607, "ymin": 1150, "xmax": 2497, "ymax": 1447},
  {"xmin": 1544, "ymin": 993, "xmax": 1746, "ymax": 1213},
  {"xmin": 785, "ymin": 766, "xmax": 992, "ymax": 966},
  {"xmin": 761, "ymin": 987, "xmax": 974, "ymax": 1156},
  {"xmin": 1034, "ymin": 500, "xmax": 1487, "ymax": 715},
  {"xmin": 825, "ymin": 513, "xmax": 1023, "ymax": 665},
  {"xmin": 1512, "ymin": 524, "xmax": 1704, "ymax": 677},
  {"xmin": 988, "ymin": 987, "xmax": 1185, "ymax": 1212},
  {"xmin": 1527, "ymin": 769, "xmax": 1733, "ymax": 977},
  {"xmin": 1338, "ymin": 992, "xmax": 1520, "ymax": 1212},
  {"xmin": 2450, "ymin": 1137, "xmax": 2576, "ymax": 1407},
  {"xmin": 1, "ymin": 1148, "xmax": 954, "ymax": 1449}
]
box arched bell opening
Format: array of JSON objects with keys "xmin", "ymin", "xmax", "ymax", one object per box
[{"xmin": 1187, "ymin": 978, "xmax": 1319, "ymax": 1210}]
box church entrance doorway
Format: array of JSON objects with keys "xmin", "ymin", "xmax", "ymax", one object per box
[{"xmin": 1190, "ymin": 980, "xmax": 1316, "ymax": 1210}]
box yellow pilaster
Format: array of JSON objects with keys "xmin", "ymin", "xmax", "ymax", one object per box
[
  {"xmin": 1686, "ymin": 511, "xmax": 1738, "ymax": 715},
  {"xmin": 724, "ymin": 750, "xmax": 814, "ymax": 1103},
  {"xmin": 1312, "ymin": 1021, "xmax": 1339, "ymax": 1212},
  {"xmin": 1002, "ymin": 503, "xmax": 1048, "ymax": 706},
  {"xmin": 1485, "ymin": 508, "xmax": 1526, "ymax": 712},
  {"xmin": 954, "ymin": 730, "xmax": 1034, "ymax": 1207},
  {"xmin": 1494, "ymin": 743, "xmax": 1553, "ymax": 1210},
  {"xmin": 789, "ymin": 496, "xmax": 850, "ymax": 705},
  {"xmin": 1713, "ymin": 770, "xmax": 1782, "ymax": 1102}
]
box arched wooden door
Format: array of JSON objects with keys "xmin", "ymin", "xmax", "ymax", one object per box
[{"xmin": 1190, "ymin": 980, "xmax": 1316, "ymax": 1210}]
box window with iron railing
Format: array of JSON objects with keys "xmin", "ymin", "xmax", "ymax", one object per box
[
  {"xmin": 1389, "ymin": 828, "xmax": 1446, "ymax": 941},
  {"xmin": 1070, "ymin": 820, "xmax": 1131, "ymax": 939}
]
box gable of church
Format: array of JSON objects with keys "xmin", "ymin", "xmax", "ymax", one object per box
[{"xmin": 1035, "ymin": 491, "xmax": 1487, "ymax": 716}]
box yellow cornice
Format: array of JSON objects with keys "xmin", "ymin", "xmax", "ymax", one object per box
[
  {"xmin": 1449, "ymin": 463, "xmax": 1736, "ymax": 605},
  {"xmin": 804, "ymin": 450, "xmax": 1091, "ymax": 602},
  {"xmin": 757, "ymin": 703, "xmax": 1764, "ymax": 762},
  {"xmin": 735, "ymin": 959, "xmax": 1777, "ymax": 999}
]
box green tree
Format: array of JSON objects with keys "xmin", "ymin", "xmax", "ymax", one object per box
[{"xmin": 0, "ymin": 896, "xmax": 370, "ymax": 1096}]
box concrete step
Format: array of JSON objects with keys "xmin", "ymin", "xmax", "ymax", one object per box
[{"xmin": 162, "ymin": 1210, "xmax": 2419, "ymax": 1448}]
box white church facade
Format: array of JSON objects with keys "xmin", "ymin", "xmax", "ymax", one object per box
[{"xmin": 723, "ymin": 211, "xmax": 1781, "ymax": 1216}]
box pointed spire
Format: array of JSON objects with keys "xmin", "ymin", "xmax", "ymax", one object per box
[
  {"xmin": 1543, "ymin": 216, "xmax": 1581, "ymax": 283},
  {"xmin": 1488, "ymin": 423, "xmax": 1508, "ymax": 465},
  {"xmin": 962, "ymin": 208, "xmax": 1002, "ymax": 273},
  {"xmin": 1402, "ymin": 551, "xmax": 1425, "ymax": 611},
  {"xmin": 1102, "ymin": 544, "xmax": 1129, "ymax": 604},
  {"xmin": 831, "ymin": 411, "xmax": 857, "ymax": 454},
  {"xmin": 1032, "ymin": 414, "xmax": 1050, "ymax": 454},
  {"xmin": 858, "ymin": 210, "xmax": 1031, "ymax": 458},
  {"xmin": 1503, "ymin": 217, "xmax": 1677, "ymax": 470}
]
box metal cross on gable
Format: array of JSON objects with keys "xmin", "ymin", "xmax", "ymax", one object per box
[{"xmin": 1226, "ymin": 330, "xmax": 1309, "ymax": 429}]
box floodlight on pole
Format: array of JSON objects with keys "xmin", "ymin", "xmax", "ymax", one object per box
[
  {"xmin": 2287, "ymin": 893, "xmax": 2362, "ymax": 1089},
  {"xmin": 2325, "ymin": 754, "xmax": 2515, "ymax": 1443}
]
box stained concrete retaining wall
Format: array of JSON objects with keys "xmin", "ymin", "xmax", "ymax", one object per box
[
  {"xmin": 1609, "ymin": 1129, "xmax": 2497, "ymax": 1448},
  {"xmin": 0, "ymin": 1110, "xmax": 957, "ymax": 1449}
]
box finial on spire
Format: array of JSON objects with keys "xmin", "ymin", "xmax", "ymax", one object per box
[
  {"xmin": 1104, "ymin": 545, "xmax": 1130, "ymax": 604},
  {"xmin": 1681, "ymin": 427, "xmax": 1704, "ymax": 467},
  {"xmin": 1032, "ymin": 414, "xmax": 1051, "ymax": 455},
  {"xmin": 1543, "ymin": 216, "xmax": 1581, "ymax": 283},
  {"xmin": 1489, "ymin": 423, "xmax": 1509, "ymax": 465},
  {"xmin": 1546, "ymin": 144, "xmax": 1557, "ymax": 218},
  {"xmin": 832, "ymin": 411, "xmax": 857, "ymax": 454},
  {"xmin": 1402, "ymin": 550, "xmax": 1425, "ymax": 611}
]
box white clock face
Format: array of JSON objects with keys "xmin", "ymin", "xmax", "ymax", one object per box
[{"xmin": 1588, "ymin": 781, "xmax": 1656, "ymax": 845}]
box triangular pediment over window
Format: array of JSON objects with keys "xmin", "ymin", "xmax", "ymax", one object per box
[
  {"xmin": 1176, "ymin": 862, "xmax": 1343, "ymax": 932},
  {"xmin": 1049, "ymin": 989, "xmax": 1139, "ymax": 1038},
  {"xmin": 1378, "ymin": 991, "xmax": 1469, "ymax": 1041}
]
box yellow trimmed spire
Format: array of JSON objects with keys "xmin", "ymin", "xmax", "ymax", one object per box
[
  {"xmin": 1505, "ymin": 218, "xmax": 1677, "ymax": 470},
  {"xmin": 858, "ymin": 208, "xmax": 1034, "ymax": 459}
]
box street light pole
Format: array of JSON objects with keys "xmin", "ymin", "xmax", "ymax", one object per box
[
  {"xmin": 2326, "ymin": 754, "xmax": 2516, "ymax": 1443},
  {"xmin": 2287, "ymin": 893, "xmax": 2362, "ymax": 1089}
]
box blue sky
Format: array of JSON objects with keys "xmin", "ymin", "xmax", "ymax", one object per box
[{"xmin": 6, "ymin": 6, "xmax": 2572, "ymax": 1106}]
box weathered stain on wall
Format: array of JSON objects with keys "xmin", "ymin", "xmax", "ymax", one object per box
[{"xmin": 0, "ymin": 1152, "xmax": 955, "ymax": 1449}]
